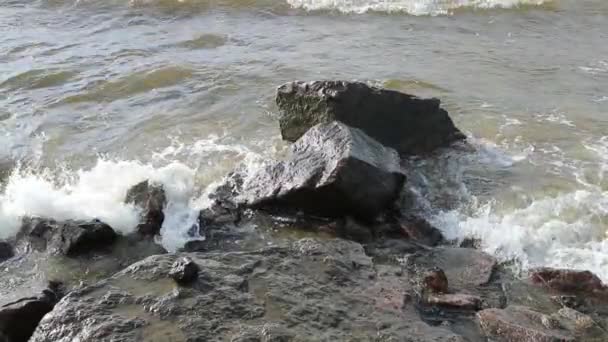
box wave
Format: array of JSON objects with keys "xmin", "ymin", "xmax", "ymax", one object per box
[
  {"xmin": 410, "ymin": 136, "xmax": 608, "ymax": 282},
  {"xmin": 285, "ymin": 0, "xmax": 549, "ymax": 15},
  {"xmin": 0, "ymin": 133, "xmax": 275, "ymax": 252}
]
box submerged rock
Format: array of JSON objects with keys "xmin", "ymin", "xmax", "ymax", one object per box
[
  {"xmin": 409, "ymin": 247, "xmax": 497, "ymax": 290},
  {"xmin": 0, "ymin": 282, "xmax": 64, "ymax": 342},
  {"xmin": 399, "ymin": 215, "xmax": 445, "ymax": 246},
  {"xmin": 23, "ymin": 217, "xmax": 117, "ymax": 256},
  {"xmin": 235, "ymin": 122, "xmax": 406, "ymax": 221},
  {"xmin": 478, "ymin": 305, "xmax": 574, "ymax": 342},
  {"xmin": 30, "ymin": 238, "xmax": 464, "ymax": 342},
  {"xmin": 530, "ymin": 267, "xmax": 608, "ymax": 295},
  {"xmin": 125, "ymin": 180, "xmax": 166, "ymax": 236},
  {"xmin": 276, "ymin": 80, "xmax": 465, "ymax": 155},
  {"xmin": 0, "ymin": 241, "xmax": 13, "ymax": 262}
]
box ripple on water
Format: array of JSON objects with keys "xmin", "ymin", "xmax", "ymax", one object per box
[
  {"xmin": 0, "ymin": 69, "xmax": 78, "ymax": 91},
  {"xmin": 58, "ymin": 65, "xmax": 196, "ymax": 104},
  {"xmin": 173, "ymin": 34, "xmax": 228, "ymax": 50}
]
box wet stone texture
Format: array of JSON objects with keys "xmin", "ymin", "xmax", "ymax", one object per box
[
  {"xmin": 30, "ymin": 239, "xmax": 466, "ymax": 342},
  {"xmin": 276, "ymin": 80, "xmax": 465, "ymax": 155}
]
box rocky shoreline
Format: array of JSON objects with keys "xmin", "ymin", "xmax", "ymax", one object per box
[{"xmin": 1, "ymin": 81, "xmax": 607, "ymax": 341}]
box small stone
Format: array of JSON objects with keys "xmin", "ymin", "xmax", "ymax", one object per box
[
  {"xmin": 557, "ymin": 307, "xmax": 595, "ymax": 331},
  {"xmin": 422, "ymin": 268, "xmax": 448, "ymax": 294},
  {"xmin": 426, "ymin": 293, "xmax": 482, "ymax": 311},
  {"xmin": 169, "ymin": 257, "xmax": 199, "ymax": 285}
]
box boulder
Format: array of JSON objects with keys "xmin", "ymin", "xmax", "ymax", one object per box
[
  {"xmin": 0, "ymin": 282, "xmax": 64, "ymax": 342},
  {"xmin": 276, "ymin": 80, "xmax": 465, "ymax": 155},
  {"xmin": 125, "ymin": 180, "xmax": 166, "ymax": 236},
  {"xmin": 30, "ymin": 238, "xmax": 465, "ymax": 342},
  {"xmin": 478, "ymin": 305, "xmax": 574, "ymax": 342},
  {"xmin": 529, "ymin": 268, "xmax": 607, "ymax": 295},
  {"xmin": 235, "ymin": 122, "xmax": 406, "ymax": 221},
  {"xmin": 23, "ymin": 217, "xmax": 117, "ymax": 256},
  {"xmin": 0, "ymin": 241, "xmax": 13, "ymax": 262}
]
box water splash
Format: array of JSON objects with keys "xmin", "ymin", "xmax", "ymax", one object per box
[{"xmin": 285, "ymin": 0, "xmax": 548, "ymax": 15}]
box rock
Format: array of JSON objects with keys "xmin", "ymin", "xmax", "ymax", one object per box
[
  {"xmin": 556, "ymin": 308, "xmax": 595, "ymax": 331},
  {"xmin": 0, "ymin": 282, "xmax": 64, "ymax": 342},
  {"xmin": 409, "ymin": 247, "xmax": 497, "ymax": 289},
  {"xmin": 30, "ymin": 238, "xmax": 465, "ymax": 342},
  {"xmin": 399, "ymin": 215, "xmax": 445, "ymax": 246},
  {"xmin": 237, "ymin": 122, "xmax": 406, "ymax": 221},
  {"xmin": 478, "ymin": 306, "xmax": 574, "ymax": 342},
  {"xmin": 529, "ymin": 268, "xmax": 607, "ymax": 295},
  {"xmin": 0, "ymin": 241, "xmax": 13, "ymax": 262},
  {"xmin": 422, "ymin": 268, "xmax": 449, "ymax": 294},
  {"xmin": 426, "ymin": 293, "xmax": 482, "ymax": 311},
  {"xmin": 276, "ymin": 80, "xmax": 465, "ymax": 155},
  {"xmin": 22, "ymin": 217, "xmax": 117, "ymax": 256},
  {"xmin": 169, "ymin": 257, "xmax": 199, "ymax": 284},
  {"xmin": 408, "ymin": 247, "xmax": 504, "ymax": 312},
  {"xmin": 125, "ymin": 180, "xmax": 166, "ymax": 236},
  {"xmin": 198, "ymin": 200, "xmax": 240, "ymax": 231}
]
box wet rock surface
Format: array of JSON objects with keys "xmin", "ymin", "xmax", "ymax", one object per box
[
  {"xmin": 530, "ymin": 267, "xmax": 608, "ymax": 296},
  {"xmin": 0, "ymin": 282, "xmax": 64, "ymax": 342},
  {"xmin": 223, "ymin": 121, "xmax": 406, "ymax": 221},
  {"xmin": 169, "ymin": 257, "xmax": 199, "ymax": 285},
  {"xmin": 276, "ymin": 80, "xmax": 465, "ymax": 155},
  {"xmin": 22, "ymin": 217, "xmax": 117, "ymax": 256},
  {"xmin": 0, "ymin": 241, "xmax": 13, "ymax": 262},
  {"xmin": 30, "ymin": 239, "xmax": 466, "ymax": 342},
  {"xmin": 478, "ymin": 305, "xmax": 575, "ymax": 342},
  {"xmin": 125, "ymin": 180, "xmax": 167, "ymax": 236}
]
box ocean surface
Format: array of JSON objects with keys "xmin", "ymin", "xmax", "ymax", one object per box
[{"xmin": 1, "ymin": 0, "xmax": 607, "ymax": 280}]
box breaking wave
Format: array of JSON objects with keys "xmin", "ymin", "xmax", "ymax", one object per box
[{"xmin": 285, "ymin": 0, "xmax": 549, "ymax": 15}]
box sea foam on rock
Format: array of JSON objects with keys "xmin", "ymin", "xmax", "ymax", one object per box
[
  {"xmin": 125, "ymin": 180, "xmax": 166, "ymax": 236},
  {"xmin": 276, "ymin": 80, "xmax": 465, "ymax": 155}
]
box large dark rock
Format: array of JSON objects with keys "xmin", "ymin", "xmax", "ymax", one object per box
[
  {"xmin": 276, "ymin": 80, "xmax": 465, "ymax": 155},
  {"xmin": 0, "ymin": 282, "xmax": 64, "ymax": 342},
  {"xmin": 478, "ymin": 305, "xmax": 574, "ymax": 342},
  {"xmin": 30, "ymin": 238, "xmax": 465, "ymax": 342},
  {"xmin": 125, "ymin": 180, "xmax": 166, "ymax": 236},
  {"xmin": 0, "ymin": 241, "xmax": 13, "ymax": 262},
  {"xmin": 23, "ymin": 217, "xmax": 117, "ymax": 256},
  {"xmin": 233, "ymin": 121, "xmax": 406, "ymax": 221}
]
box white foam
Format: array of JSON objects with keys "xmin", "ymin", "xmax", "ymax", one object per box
[
  {"xmin": 0, "ymin": 160, "xmax": 199, "ymax": 250},
  {"xmin": 285, "ymin": 0, "xmax": 548, "ymax": 15},
  {"xmin": 423, "ymin": 135, "xmax": 608, "ymax": 282},
  {"xmin": 432, "ymin": 190, "xmax": 608, "ymax": 281}
]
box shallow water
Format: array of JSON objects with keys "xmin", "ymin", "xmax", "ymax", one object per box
[{"xmin": 1, "ymin": 0, "xmax": 607, "ymax": 279}]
